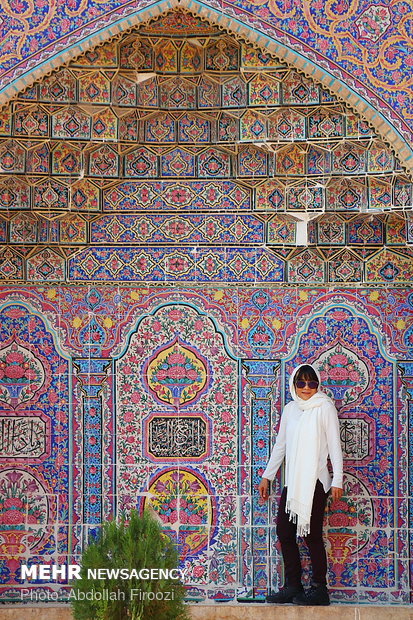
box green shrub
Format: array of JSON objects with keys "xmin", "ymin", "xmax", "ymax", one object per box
[{"xmin": 71, "ymin": 509, "xmax": 189, "ymax": 620}]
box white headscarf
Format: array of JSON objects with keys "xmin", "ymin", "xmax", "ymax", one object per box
[{"xmin": 285, "ymin": 364, "xmax": 334, "ymax": 536}]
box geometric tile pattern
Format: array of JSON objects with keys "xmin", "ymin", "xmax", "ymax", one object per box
[
  {"xmin": 0, "ymin": 21, "xmax": 412, "ymax": 285},
  {"xmin": 0, "ymin": 302, "xmax": 70, "ymax": 591},
  {"xmin": 68, "ymin": 247, "xmax": 284, "ymax": 283},
  {"xmin": 103, "ymin": 180, "xmax": 252, "ymax": 211},
  {"xmin": 91, "ymin": 214, "xmax": 264, "ymax": 244},
  {"xmin": 1, "ymin": 1, "xmax": 412, "ymax": 162}
]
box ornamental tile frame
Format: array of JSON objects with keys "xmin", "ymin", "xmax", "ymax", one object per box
[{"xmin": 0, "ymin": 6, "xmax": 412, "ymax": 608}]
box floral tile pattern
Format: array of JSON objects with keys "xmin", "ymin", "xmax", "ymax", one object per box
[
  {"xmin": 0, "ymin": 9, "xmax": 412, "ymax": 608},
  {"xmin": 0, "ymin": 286, "xmax": 411, "ymax": 605}
]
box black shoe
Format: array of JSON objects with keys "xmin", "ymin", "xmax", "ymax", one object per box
[
  {"xmin": 266, "ymin": 585, "xmax": 304, "ymax": 604},
  {"xmin": 293, "ymin": 584, "xmax": 330, "ymax": 606}
]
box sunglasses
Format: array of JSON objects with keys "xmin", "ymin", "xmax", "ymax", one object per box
[{"xmin": 295, "ymin": 380, "xmax": 319, "ymax": 390}]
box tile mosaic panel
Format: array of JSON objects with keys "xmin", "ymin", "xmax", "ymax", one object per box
[
  {"xmin": 89, "ymin": 145, "xmax": 119, "ymax": 178},
  {"xmin": 26, "ymin": 142, "xmax": 50, "ymax": 174},
  {"xmin": 178, "ymin": 114, "xmax": 211, "ymax": 143},
  {"xmin": 145, "ymin": 113, "xmax": 176, "ymax": 143},
  {"xmin": 267, "ymin": 216, "xmax": 296, "ymax": 245},
  {"xmin": 287, "ymin": 249, "xmax": 325, "ymax": 283},
  {"xmin": 90, "ymin": 214, "xmax": 264, "ymax": 244},
  {"xmin": 0, "ymin": 286, "xmax": 410, "ymax": 604},
  {"xmin": 0, "ymin": 177, "xmax": 30, "ymax": 210},
  {"xmin": 73, "ymin": 40, "xmax": 118, "ymax": 68},
  {"xmin": 326, "ymin": 178, "xmax": 368, "ymax": 211},
  {"xmin": 0, "ymin": 248, "xmax": 24, "ymax": 279},
  {"xmin": 0, "ymin": 303, "xmax": 70, "ymax": 591},
  {"xmin": 268, "ymin": 109, "xmax": 306, "ymax": 141},
  {"xmin": 103, "ymin": 180, "xmax": 251, "ymax": 211},
  {"xmin": 161, "ymin": 148, "xmax": 196, "ymax": 178},
  {"xmin": 0, "ymin": 11, "xmax": 412, "ymax": 606},
  {"xmin": 366, "ymin": 249, "xmax": 413, "ymax": 283},
  {"xmin": 27, "ymin": 248, "xmax": 65, "ymax": 281},
  {"xmin": 205, "ymin": 39, "xmax": 239, "ymax": 71},
  {"xmin": 10, "ymin": 213, "xmax": 38, "ymax": 244},
  {"xmin": 0, "ymin": 109, "xmax": 11, "ymax": 135},
  {"xmin": 51, "ymin": 107, "xmax": 91, "ymax": 140},
  {"xmin": 333, "ymin": 143, "xmax": 367, "ymax": 175},
  {"xmin": 180, "ymin": 41, "xmax": 203, "ymax": 73},
  {"xmin": 52, "ymin": 143, "xmax": 83, "ymax": 176},
  {"xmin": 348, "ymin": 216, "xmax": 384, "ymax": 245},
  {"xmin": 327, "ymin": 249, "xmax": 364, "ymax": 283},
  {"xmin": 111, "ymin": 75, "xmax": 137, "ymax": 107},
  {"xmin": 308, "ymin": 111, "xmax": 344, "ymax": 139},
  {"xmin": 248, "ymin": 74, "xmax": 280, "ymax": 106},
  {"xmin": 281, "ymin": 73, "xmax": 319, "ymax": 105},
  {"xmin": 78, "ymin": 72, "xmax": 110, "ymax": 104},
  {"xmin": 124, "ymin": 147, "xmax": 157, "ymax": 178},
  {"xmin": 13, "ymin": 105, "xmax": 49, "ymax": 137},
  {"xmin": 317, "ymin": 215, "xmax": 346, "ymax": 245},
  {"xmin": 1, "ymin": 0, "xmax": 412, "ymax": 162},
  {"xmin": 68, "ymin": 247, "xmax": 284, "ymax": 283},
  {"xmin": 386, "ymin": 215, "xmax": 407, "ymax": 246},
  {"xmin": 154, "ymin": 40, "xmax": 178, "ymax": 73},
  {"xmin": 0, "ymin": 140, "xmax": 25, "ymax": 173},
  {"xmin": 276, "ymin": 145, "xmax": 305, "ymax": 175},
  {"xmin": 91, "ymin": 109, "xmax": 118, "ymax": 141}
]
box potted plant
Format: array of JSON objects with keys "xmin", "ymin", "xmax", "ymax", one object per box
[{"xmin": 71, "ymin": 509, "xmax": 189, "ymax": 620}]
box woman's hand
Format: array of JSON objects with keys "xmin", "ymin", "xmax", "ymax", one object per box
[
  {"xmin": 259, "ymin": 478, "xmax": 270, "ymax": 501},
  {"xmin": 331, "ymin": 486, "xmax": 343, "ymax": 502}
]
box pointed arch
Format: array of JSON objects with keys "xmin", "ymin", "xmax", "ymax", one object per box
[{"xmin": 0, "ymin": 2, "xmax": 412, "ymax": 175}]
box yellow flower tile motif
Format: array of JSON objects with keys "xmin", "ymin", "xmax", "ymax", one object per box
[
  {"xmin": 248, "ymin": 74, "xmax": 280, "ymax": 106},
  {"xmin": 73, "ymin": 41, "xmax": 118, "ymax": 67},
  {"xmin": 241, "ymin": 44, "xmax": 282, "ymax": 69},
  {"xmin": 59, "ymin": 214, "xmax": 87, "ymax": 244},
  {"xmin": 72, "ymin": 316, "xmax": 82, "ymax": 328},
  {"xmin": 366, "ymin": 249, "xmax": 413, "ymax": 283},
  {"xmin": 154, "ymin": 40, "xmax": 178, "ymax": 73},
  {"xmin": 91, "ymin": 108, "xmax": 118, "ymax": 141}
]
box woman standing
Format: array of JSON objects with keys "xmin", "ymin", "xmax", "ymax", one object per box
[{"xmin": 258, "ymin": 364, "xmax": 343, "ymax": 606}]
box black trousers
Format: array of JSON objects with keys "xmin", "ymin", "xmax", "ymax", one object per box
[{"xmin": 276, "ymin": 480, "xmax": 328, "ymax": 587}]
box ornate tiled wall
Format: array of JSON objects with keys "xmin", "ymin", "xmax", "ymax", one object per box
[
  {"xmin": 0, "ymin": 286, "xmax": 412, "ymax": 604},
  {"xmin": 0, "ymin": 10, "xmax": 412, "ymax": 606}
]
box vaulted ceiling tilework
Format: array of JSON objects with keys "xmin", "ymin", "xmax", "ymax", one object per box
[{"xmin": 0, "ymin": 10, "xmax": 412, "ymax": 284}]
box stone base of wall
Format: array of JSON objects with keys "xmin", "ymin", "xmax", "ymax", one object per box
[{"xmin": 0, "ymin": 605, "xmax": 411, "ymax": 620}]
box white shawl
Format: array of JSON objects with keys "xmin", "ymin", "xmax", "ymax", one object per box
[{"xmin": 285, "ymin": 364, "xmax": 335, "ymax": 537}]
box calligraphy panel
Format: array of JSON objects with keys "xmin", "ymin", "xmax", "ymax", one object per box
[
  {"xmin": 0, "ymin": 413, "xmax": 50, "ymax": 460},
  {"xmin": 339, "ymin": 414, "xmax": 373, "ymax": 463},
  {"xmin": 144, "ymin": 413, "xmax": 210, "ymax": 461}
]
